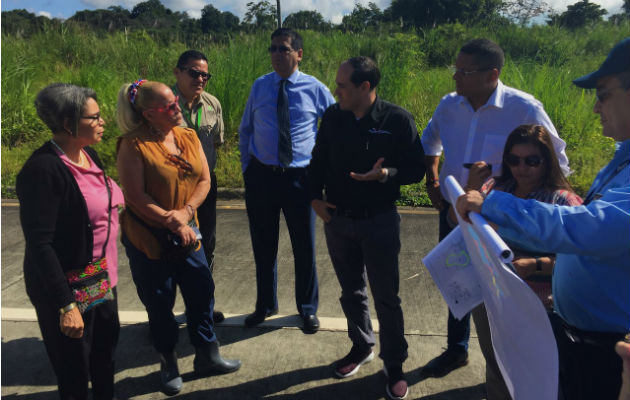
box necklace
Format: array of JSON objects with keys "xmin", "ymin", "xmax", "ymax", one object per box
[{"xmin": 50, "ymin": 139, "xmax": 89, "ymax": 168}]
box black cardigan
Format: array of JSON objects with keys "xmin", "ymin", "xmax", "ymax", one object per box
[{"xmin": 16, "ymin": 141, "xmax": 105, "ymax": 309}]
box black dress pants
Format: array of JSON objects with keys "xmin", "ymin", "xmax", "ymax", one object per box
[
  {"xmin": 197, "ymin": 171, "xmax": 218, "ymax": 271},
  {"xmin": 33, "ymin": 288, "xmax": 120, "ymax": 400}
]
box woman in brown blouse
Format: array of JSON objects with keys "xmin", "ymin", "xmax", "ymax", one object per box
[{"xmin": 116, "ymin": 80, "xmax": 240, "ymax": 395}]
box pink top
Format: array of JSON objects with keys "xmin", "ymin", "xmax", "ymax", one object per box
[{"xmin": 57, "ymin": 149, "xmax": 125, "ymax": 287}]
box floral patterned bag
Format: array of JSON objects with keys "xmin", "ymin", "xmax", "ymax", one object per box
[{"xmin": 65, "ymin": 171, "xmax": 114, "ymax": 313}]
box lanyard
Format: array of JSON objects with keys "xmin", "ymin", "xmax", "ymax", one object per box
[
  {"xmin": 180, "ymin": 99, "xmax": 202, "ymax": 132},
  {"xmin": 584, "ymin": 159, "xmax": 630, "ymax": 204},
  {"xmin": 172, "ymin": 85, "xmax": 203, "ymax": 133}
]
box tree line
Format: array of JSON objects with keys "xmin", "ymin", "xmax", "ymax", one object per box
[{"xmin": 2, "ymin": 0, "xmax": 628, "ymax": 45}]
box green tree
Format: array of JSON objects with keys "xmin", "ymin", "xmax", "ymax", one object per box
[
  {"xmin": 283, "ymin": 10, "xmax": 330, "ymax": 31},
  {"xmin": 340, "ymin": 2, "xmax": 384, "ymax": 32},
  {"xmin": 502, "ymin": 0, "xmax": 550, "ymax": 25},
  {"xmin": 69, "ymin": 6, "xmax": 132, "ymax": 32},
  {"xmin": 609, "ymin": 0, "xmax": 629, "ymax": 24},
  {"xmin": 548, "ymin": 0, "xmax": 607, "ymax": 28},
  {"xmin": 1, "ymin": 9, "xmax": 61, "ymax": 37},
  {"xmin": 242, "ymin": 1, "xmax": 277, "ymax": 31},
  {"xmin": 388, "ymin": 0, "xmax": 503, "ymax": 28}
]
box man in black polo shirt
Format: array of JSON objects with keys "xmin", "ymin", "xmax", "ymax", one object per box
[{"xmin": 309, "ymin": 57, "xmax": 426, "ymax": 400}]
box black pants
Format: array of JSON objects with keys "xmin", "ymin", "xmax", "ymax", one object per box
[
  {"xmin": 324, "ymin": 208, "xmax": 408, "ymax": 367},
  {"xmin": 197, "ymin": 171, "xmax": 217, "ymax": 271},
  {"xmin": 439, "ymin": 200, "xmax": 471, "ymax": 353},
  {"xmin": 549, "ymin": 312, "xmax": 624, "ymax": 400},
  {"xmin": 33, "ymin": 288, "xmax": 120, "ymax": 400},
  {"xmin": 243, "ymin": 159, "xmax": 318, "ymax": 317}
]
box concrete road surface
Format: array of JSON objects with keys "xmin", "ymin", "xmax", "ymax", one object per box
[{"xmin": 1, "ymin": 200, "xmax": 486, "ymax": 400}]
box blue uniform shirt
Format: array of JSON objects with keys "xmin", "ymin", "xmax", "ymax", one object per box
[
  {"xmin": 481, "ymin": 140, "xmax": 630, "ymax": 333},
  {"xmin": 239, "ymin": 69, "xmax": 335, "ymax": 172}
]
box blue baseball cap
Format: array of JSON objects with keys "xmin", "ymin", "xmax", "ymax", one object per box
[{"xmin": 573, "ymin": 37, "xmax": 629, "ymax": 89}]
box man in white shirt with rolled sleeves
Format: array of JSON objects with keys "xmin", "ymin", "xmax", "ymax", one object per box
[{"xmin": 420, "ymin": 38, "xmax": 569, "ymax": 398}]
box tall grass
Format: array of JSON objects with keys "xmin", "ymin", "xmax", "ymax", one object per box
[{"xmin": 2, "ymin": 21, "xmax": 627, "ymax": 202}]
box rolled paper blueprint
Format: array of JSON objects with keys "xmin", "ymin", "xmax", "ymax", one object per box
[{"xmin": 444, "ymin": 175, "xmax": 513, "ymax": 263}]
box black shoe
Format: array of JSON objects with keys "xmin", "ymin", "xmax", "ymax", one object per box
[
  {"xmin": 159, "ymin": 351, "xmax": 182, "ymax": 396},
  {"xmin": 422, "ymin": 349, "xmax": 468, "ymax": 378},
  {"xmin": 194, "ymin": 341, "xmax": 241, "ymax": 376},
  {"xmin": 302, "ymin": 314, "xmax": 319, "ymax": 334},
  {"xmin": 213, "ymin": 310, "xmax": 225, "ymax": 323},
  {"xmin": 244, "ymin": 308, "xmax": 278, "ymax": 327}
]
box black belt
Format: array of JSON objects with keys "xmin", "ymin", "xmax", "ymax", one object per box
[
  {"xmin": 559, "ymin": 317, "xmax": 626, "ymax": 347},
  {"xmin": 251, "ymin": 157, "xmax": 301, "ymax": 173},
  {"xmin": 331, "ymin": 204, "xmax": 394, "ymax": 220}
]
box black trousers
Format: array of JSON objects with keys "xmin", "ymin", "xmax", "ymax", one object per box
[
  {"xmin": 549, "ymin": 312, "xmax": 624, "ymax": 400},
  {"xmin": 439, "ymin": 200, "xmax": 471, "ymax": 353},
  {"xmin": 197, "ymin": 171, "xmax": 218, "ymax": 271},
  {"xmin": 243, "ymin": 159, "xmax": 318, "ymax": 316},
  {"xmin": 33, "ymin": 288, "xmax": 120, "ymax": 400},
  {"xmin": 324, "ymin": 208, "xmax": 408, "ymax": 367}
]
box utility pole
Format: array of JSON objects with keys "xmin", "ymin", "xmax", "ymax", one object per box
[{"xmin": 276, "ymin": 0, "xmax": 282, "ymax": 28}]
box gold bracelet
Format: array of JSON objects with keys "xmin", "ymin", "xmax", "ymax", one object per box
[{"xmin": 59, "ymin": 302, "xmax": 77, "ymax": 315}]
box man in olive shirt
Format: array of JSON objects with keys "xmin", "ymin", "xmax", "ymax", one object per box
[{"xmin": 173, "ymin": 50, "xmax": 225, "ymax": 323}]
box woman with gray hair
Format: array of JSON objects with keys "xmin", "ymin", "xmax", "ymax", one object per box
[
  {"xmin": 116, "ymin": 79, "xmax": 240, "ymax": 396},
  {"xmin": 16, "ymin": 83, "xmax": 124, "ymax": 400}
]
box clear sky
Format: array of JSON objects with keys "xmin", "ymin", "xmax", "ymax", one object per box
[{"xmin": 1, "ymin": 0, "xmax": 624, "ymax": 24}]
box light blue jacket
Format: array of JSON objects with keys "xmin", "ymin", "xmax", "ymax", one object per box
[{"xmin": 481, "ymin": 140, "xmax": 630, "ymax": 333}]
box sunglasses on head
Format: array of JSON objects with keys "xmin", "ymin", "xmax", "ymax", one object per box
[
  {"xmin": 268, "ymin": 45, "xmax": 293, "ymax": 54},
  {"xmin": 180, "ymin": 67, "xmax": 211, "ymax": 81},
  {"xmin": 147, "ymin": 96, "xmax": 180, "ymax": 114},
  {"xmin": 504, "ymin": 154, "xmax": 544, "ymax": 167}
]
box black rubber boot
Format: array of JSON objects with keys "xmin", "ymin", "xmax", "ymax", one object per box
[
  {"xmin": 159, "ymin": 350, "xmax": 182, "ymax": 396},
  {"xmin": 194, "ymin": 341, "xmax": 242, "ymax": 376}
]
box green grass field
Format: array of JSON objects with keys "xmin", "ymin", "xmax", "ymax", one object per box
[{"xmin": 2, "ymin": 22, "xmax": 627, "ymax": 204}]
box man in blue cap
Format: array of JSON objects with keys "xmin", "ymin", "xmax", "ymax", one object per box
[{"xmin": 456, "ymin": 37, "xmax": 629, "ymax": 400}]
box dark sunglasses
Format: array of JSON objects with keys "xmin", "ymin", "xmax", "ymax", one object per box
[
  {"xmin": 147, "ymin": 96, "xmax": 180, "ymax": 114},
  {"xmin": 181, "ymin": 67, "xmax": 211, "ymax": 81},
  {"xmin": 268, "ymin": 45, "xmax": 293, "ymax": 54},
  {"xmin": 504, "ymin": 154, "xmax": 544, "ymax": 167}
]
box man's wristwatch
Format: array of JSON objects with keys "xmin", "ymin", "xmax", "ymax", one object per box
[
  {"xmin": 426, "ymin": 177, "xmax": 439, "ymax": 187},
  {"xmin": 535, "ymin": 257, "xmax": 542, "ymax": 272}
]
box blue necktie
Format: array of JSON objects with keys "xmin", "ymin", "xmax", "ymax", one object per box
[{"xmin": 277, "ymin": 79, "xmax": 292, "ymax": 167}]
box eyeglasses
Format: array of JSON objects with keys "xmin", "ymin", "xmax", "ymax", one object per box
[
  {"xmin": 147, "ymin": 96, "xmax": 180, "ymax": 114},
  {"xmin": 504, "ymin": 154, "xmax": 544, "ymax": 167},
  {"xmin": 268, "ymin": 45, "xmax": 294, "ymax": 54},
  {"xmin": 80, "ymin": 113, "xmax": 104, "ymax": 125},
  {"xmin": 595, "ymin": 86, "xmax": 625, "ymax": 103},
  {"xmin": 180, "ymin": 67, "xmax": 211, "ymax": 81},
  {"xmin": 449, "ymin": 66, "xmax": 494, "ymax": 76}
]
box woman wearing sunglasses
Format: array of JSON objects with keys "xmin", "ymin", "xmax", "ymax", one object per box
[
  {"xmin": 115, "ymin": 80, "xmax": 240, "ymax": 396},
  {"xmin": 16, "ymin": 83, "xmax": 124, "ymax": 400},
  {"xmin": 459, "ymin": 124, "xmax": 582, "ymax": 399}
]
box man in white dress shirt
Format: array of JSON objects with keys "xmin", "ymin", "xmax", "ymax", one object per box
[{"xmin": 420, "ymin": 38, "xmax": 569, "ymax": 398}]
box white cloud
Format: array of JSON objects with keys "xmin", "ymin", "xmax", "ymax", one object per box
[{"xmin": 37, "ymin": 10, "xmax": 52, "ymax": 18}]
